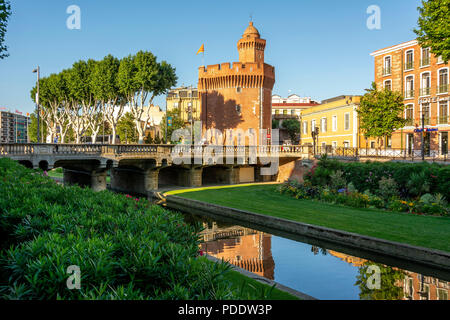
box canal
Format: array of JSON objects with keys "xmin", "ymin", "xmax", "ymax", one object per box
[{"xmin": 182, "ymin": 211, "xmax": 450, "ymax": 300}]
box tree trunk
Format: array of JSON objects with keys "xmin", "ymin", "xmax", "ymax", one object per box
[{"xmin": 111, "ymin": 127, "xmax": 117, "ymax": 145}]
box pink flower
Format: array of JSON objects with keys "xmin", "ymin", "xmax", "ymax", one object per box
[{"xmin": 198, "ymin": 250, "xmax": 204, "ymax": 256}]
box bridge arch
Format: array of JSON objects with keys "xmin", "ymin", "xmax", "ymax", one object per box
[{"xmin": 18, "ymin": 160, "xmax": 33, "ymax": 169}]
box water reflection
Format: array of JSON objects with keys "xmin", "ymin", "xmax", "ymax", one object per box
[{"xmin": 186, "ymin": 213, "xmax": 449, "ymax": 300}]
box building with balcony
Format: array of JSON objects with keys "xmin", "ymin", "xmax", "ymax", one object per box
[
  {"xmin": 166, "ymin": 86, "xmax": 200, "ymax": 124},
  {"xmin": 371, "ymin": 40, "xmax": 449, "ymax": 156},
  {"xmin": 0, "ymin": 110, "xmax": 30, "ymax": 144},
  {"xmin": 299, "ymin": 95, "xmax": 361, "ymax": 150}
]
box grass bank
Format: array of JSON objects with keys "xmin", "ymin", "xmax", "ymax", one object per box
[
  {"xmin": 223, "ymin": 270, "xmax": 299, "ymax": 300},
  {"xmin": 167, "ymin": 184, "xmax": 450, "ymax": 252}
]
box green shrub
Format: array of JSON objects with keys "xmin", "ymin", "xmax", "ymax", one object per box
[
  {"xmin": 347, "ymin": 182, "xmax": 358, "ymax": 194},
  {"xmin": 329, "ymin": 170, "xmax": 347, "ymax": 191},
  {"xmin": 308, "ymin": 158, "xmax": 450, "ymax": 200},
  {"xmin": 407, "ymin": 171, "xmax": 430, "ymax": 197},
  {"xmin": 0, "ymin": 158, "xmax": 245, "ymax": 300},
  {"xmin": 420, "ymin": 193, "xmax": 435, "ymax": 205},
  {"xmin": 378, "ymin": 177, "xmax": 399, "ymax": 201}
]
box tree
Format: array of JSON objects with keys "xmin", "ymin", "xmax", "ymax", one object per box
[
  {"xmin": 154, "ymin": 131, "xmax": 162, "ymax": 144},
  {"xmin": 358, "ymin": 82, "xmax": 406, "ymax": 148},
  {"xmin": 66, "ymin": 59, "xmax": 98, "ymax": 143},
  {"xmin": 0, "ymin": 0, "xmax": 11, "ymax": 59},
  {"xmin": 118, "ymin": 51, "xmax": 177, "ymax": 144},
  {"xmin": 92, "ymin": 54, "xmax": 124, "ymax": 144},
  {"xmin": 30, "ymin": 73, "xmax": 71, "ymax": 143},
  {"xmin": 282, "ymin": 119, "xmax": 300, "ymax": 143},
  {"xmin": 272, "ymin": 119, "xmax": 279, "ymax": 129},
  {"xmin": 28, "ymin": 112, "xmax": 48, "ymax": 143},
  {"xmin": 414, "ymin": 0, "xmax": 450, "ymax": 61},
  {"xmin": 160, "ymin": 108, "xmax": 185, "ymax": 144},
  {"xmin": 117, "ymin": 112, "xmax": 137, "ymax": 144}
]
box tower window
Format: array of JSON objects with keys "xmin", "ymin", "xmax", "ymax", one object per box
[
  {"xmin": 237, "ymin": 87, "xmax": 242, "ymax": 93},
  {"xmin": 236, "ymin": 105, "xmax": 241, "ymax": 114}
]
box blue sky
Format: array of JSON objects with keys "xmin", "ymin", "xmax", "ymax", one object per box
[{"xmin": 0, "ymin": 0, "xmax": 422, "ymax": 114}]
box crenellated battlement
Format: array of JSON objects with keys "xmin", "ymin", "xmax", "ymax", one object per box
[{"xmin": 198, "ymin": 62, "xmax": 274, "ymax": 90}]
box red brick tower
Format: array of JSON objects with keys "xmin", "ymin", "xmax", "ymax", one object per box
[{"xmin": 198, "ymin": 22, "xmax": 275, "ymax": 145}]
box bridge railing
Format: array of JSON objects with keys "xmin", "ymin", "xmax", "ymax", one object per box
[
  {"xmin": 317, "ymin": 146, "xmax": 449, "ymax": 162},
  {"xmin": 0, "ymin": 143, "xmax": 307, "ymax": 157},
  {"xmin": 0, "ymin": 144, "xmax": 35, "ymax": 155}
]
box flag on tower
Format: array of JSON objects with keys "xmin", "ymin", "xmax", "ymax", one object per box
[{"xmin": 196, "ymin": 44, "xmax": 204, "ymax": 55}]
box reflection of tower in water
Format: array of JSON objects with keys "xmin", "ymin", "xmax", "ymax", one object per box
[{"xmin": 199, "ymin": 221, "xmax": 275, "ymax": 280}]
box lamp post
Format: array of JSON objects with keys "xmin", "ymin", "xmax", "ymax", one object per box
[
  {"xmin": 32, "ymin": 66, "xmax": 40, "ymax": 143},
  {"xmin": 311, "ymin": 126, "xmax": 319, "ymax": 156},
  {"xmin": 421, "ymin": 110, "xmax": 425, "ymax": 161}
]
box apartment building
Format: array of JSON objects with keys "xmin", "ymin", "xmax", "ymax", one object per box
[
  {"xmin": 371, "ymin": 40, "xmax": 449, "ymax": 156},
  {"xmin": 0, "ymin": 110, "xmax": 30, "ymax": 143}
]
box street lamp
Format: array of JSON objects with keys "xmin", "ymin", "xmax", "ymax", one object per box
[
  {"xmin": 32, "ymin": 66, "xmax": 40, "ymax": 143},
  {"xmin": 311, "ymin": 126, "xmax": 319, "ymax": 156},
  {"xmin": 421, "ymin": 109, "xmax": 426, "ymax": 161}
]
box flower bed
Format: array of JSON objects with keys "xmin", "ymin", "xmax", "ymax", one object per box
[{"xmin": 279, "ymin": 157, "xmax": 450, "ymax": 216}]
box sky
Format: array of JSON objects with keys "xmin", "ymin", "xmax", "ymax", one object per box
[{"xmin": 0, "ymin": 0, "xmax": 423, "ymax": 114}]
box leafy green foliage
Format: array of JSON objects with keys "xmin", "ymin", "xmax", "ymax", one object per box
[
  {"xmin": 358, "ymin": 82, "xmax": 406, "ymax": 141},
  {"xmin": 414, "ymin": 0, "xmax": 450, "ymax": 61},
  {"xmin": 161, "ymin": 108, "xmax": 186, "ymax": 144},
  {"xmin": 378, "ymin": 177, "xmax": 399, "ymax": 201},
  {"xmin": 0, "ymin": 0, "xmax": 11, "ymax": 59},
  {"xmin": 117, "ymin": 112, "xmax": 137, "ymax": 144},
  {"xmin": 0, "ymin": 158, "xmax": 249, "ymax": 300},
  {"xmin": 272, "ymin": 119, "xmax": 279, "ymax": 129},
  {"xmin": 299, "ymin": 158, "xmax": 450, "ymax": 216},
  {"xmin": 281, "ymin": 119, "xmax": 300, "ymax": 143},
  {"xmin": 356, "ymin": 262, "xmax": 405, "ymax": 300},
  {"xmin": 329, "ymin": 170, "xmax": 347, "ymax": 191}
]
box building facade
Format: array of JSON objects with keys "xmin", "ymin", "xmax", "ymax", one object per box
[
  {"xmin": 300, "ymin": 95, "xmax": 361, "ymax": 150},
  {"xmin": 371, "ymin": 40, "xmax": 449, "ymax": 156},
  {"xmin": 166, "ymin": 86, "xmax": 200, "ymax": 124},
  {"xmin": 0, "ymin": 110, "xmax": 30, "ymax": 144},
  {"xmin": 198, "ymin": 22, "xmax": 275, "ymax": 145},
  {"xmin": 272, "ymin": 94, "xmax": 320, "ymax": 117}
]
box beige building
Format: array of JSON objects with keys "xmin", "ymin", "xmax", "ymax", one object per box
[{"xmin": 166, "ymin": 86, "xmax": 200, "ymax": 124}]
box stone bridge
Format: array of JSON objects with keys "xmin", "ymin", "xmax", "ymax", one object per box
[{"xmin": 0, "ymin": 143, "xmax": 311, "ymax": 195}]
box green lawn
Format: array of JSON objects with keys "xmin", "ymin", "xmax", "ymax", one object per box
[
  {"xmin": 167, "ymin": 184, "xmax": 450, "ymax": 252},
  {"xmin": 224, "ymin": 270, "xmax": 299, "ymax": 300}
]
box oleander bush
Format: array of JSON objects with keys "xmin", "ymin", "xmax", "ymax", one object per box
[{"xmin": 0, "ymin": 158, "xmax": 245, "ymax": 300}]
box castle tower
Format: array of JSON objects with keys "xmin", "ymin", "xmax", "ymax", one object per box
[
  {"xmin": 198, "ymin": 22, "xmax": 275, "ymax": 145},
  {"xmin": 237, "ymin": 22, "xmax": 266, "ymax": 64}
]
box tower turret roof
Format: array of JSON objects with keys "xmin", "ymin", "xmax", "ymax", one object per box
[{"xmin": 243, "ymin": 22, "xmax": 260, "ymax": 38}]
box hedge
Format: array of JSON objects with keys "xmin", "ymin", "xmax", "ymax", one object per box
[{"xmin": 305, "ymin": 158, "xmax": 450, "ymax": 200}]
